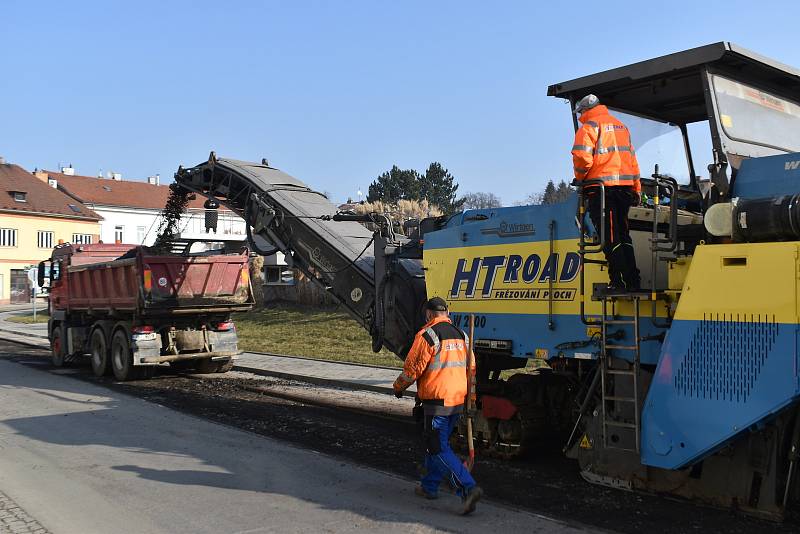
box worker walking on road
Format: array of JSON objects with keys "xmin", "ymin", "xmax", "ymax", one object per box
[
  {"xmin": 571, "ymin": 94, "xmax": 642, "ymax": 291},
  {"xmin": 393, "ymin": 297, "xmax": 483, "ymax": 515}
]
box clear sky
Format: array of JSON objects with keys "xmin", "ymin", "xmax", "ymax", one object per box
[{"xmin": 2, "ymin": 1, "xmax": 798, "ymax": 205}]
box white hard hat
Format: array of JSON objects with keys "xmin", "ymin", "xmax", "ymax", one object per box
[{"xmin": 573, "ymin": 94, "xmax": 600, "ymax": 114}]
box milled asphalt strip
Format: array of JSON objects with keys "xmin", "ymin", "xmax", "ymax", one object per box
[{"xmin": 0, "ymin": 313, "xmax": 413, "ymax": 397}]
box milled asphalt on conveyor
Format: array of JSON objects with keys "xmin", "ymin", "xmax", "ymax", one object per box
[{"xmin": 0, "ymin": 309, "xmax": 415, "ymax": 396}]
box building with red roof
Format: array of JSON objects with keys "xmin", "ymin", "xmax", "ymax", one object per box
[{"xmin": 0, "ymin": 159, "xmax": 101, "ymax": 303}]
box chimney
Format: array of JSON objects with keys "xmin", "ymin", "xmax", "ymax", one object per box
[
  {"xmin": 33, "ymin": 170, "xmax": 49, "ymax": 182},
  {"xmin": 61, "ymin": 164, "xmax": 75, "ymax": 176},
  {"xmin": 111, "ymin": 172, "xmax": 122, "ymax": 181},
  {"xmin": 147, "ymin": 175, "xmax": 160, "ymax": 186}
]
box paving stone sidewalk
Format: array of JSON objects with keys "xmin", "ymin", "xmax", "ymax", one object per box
[{"xmin": 0, "ymin": 492, "xmax": 49, "ymax": 534}]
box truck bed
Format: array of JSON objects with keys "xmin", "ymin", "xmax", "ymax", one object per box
[{"xmin": 60, "ymin": 246, "xmax": 253, "ymax": 316}]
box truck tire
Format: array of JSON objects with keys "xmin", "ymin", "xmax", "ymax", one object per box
[
  {"xmin": 90, "ymin": 328, "xmax": 110, "ymax": 377},
  {"xmin": 50, "ymin": 324, "xmax": 65, "ymax": 367},
  {"xmin": 111, "ymin": 329, "xmax": 137, "ymax": 381}
]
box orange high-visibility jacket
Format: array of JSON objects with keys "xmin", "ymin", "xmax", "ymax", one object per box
[
  {"xmin": 393, "ymin": 316, "xmax": 472, "ymax": 407},
  {"xmin": 572, "ymin": 105, "xmax": 641, "ymax": 193}
]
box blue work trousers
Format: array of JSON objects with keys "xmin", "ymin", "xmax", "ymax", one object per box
[{"xmin": 420, "ymin": 413, "xmax": 476, "ymax": 497}]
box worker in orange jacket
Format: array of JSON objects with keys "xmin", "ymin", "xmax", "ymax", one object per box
[
  {"xmin": 572, "ymin": 94, "xmax": 642, "ymax": 290},
  {"xmin": 393, "ymin": 297, "xmax": 483, "ymax": 515}
]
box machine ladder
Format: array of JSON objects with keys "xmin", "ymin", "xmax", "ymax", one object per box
[{"xmin": 598, "ymin": 291, "xmax": 646, "ymax": 452}]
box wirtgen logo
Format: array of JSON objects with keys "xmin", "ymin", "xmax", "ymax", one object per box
[
  {"xmin": 449, "ymin": 252, "xmax": 580, "ymax": 301},
  {"xmin": 480, "ymin": 221, "xmax": 536, "ymax": 238},
  {"xmin": 786, "ymin": 160, "xmax": 800, "ymax": 171}
]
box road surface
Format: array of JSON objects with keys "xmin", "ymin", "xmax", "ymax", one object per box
[{"xmin": 0, "ymin": 356, "xmax": 588, "ymax": 534}]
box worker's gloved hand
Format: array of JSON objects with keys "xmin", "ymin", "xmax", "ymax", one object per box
[
  {"xmin": 627, "ymin": 188, "xmax": 641, "ymax": 206},
  {"xmin": 394, "ymin": 389, "xmax": 404, "ymax": 399}
]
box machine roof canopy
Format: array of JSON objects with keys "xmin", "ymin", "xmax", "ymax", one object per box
[{"xmin": 547, "ymin": 42, "xmax": 800, "ymax": 125}]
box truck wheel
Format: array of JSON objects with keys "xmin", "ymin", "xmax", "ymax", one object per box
[
  {"xmin": 111, "ymin": 329, "xmax": 136, "ymax": 381},
  {"xmin": 51, "ymin": 325, "xmax": 66, "ymax": 367},
  {"xmin": 90, "ymin": 328, "xmax": 110, "ymax": 377}
]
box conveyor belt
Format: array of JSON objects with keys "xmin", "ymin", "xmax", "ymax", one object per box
[{"xmin": 174, "ymin": 153, "xmax": 425, "ymax": 358}]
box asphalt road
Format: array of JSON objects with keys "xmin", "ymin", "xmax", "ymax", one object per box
[{"xmin": 0, "ymin": 356, "xmax": 588, "ymax": 534}]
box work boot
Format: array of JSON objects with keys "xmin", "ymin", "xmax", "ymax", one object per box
[
  {"xmin": 414, "ymin": 485, "xmax": 438, "ymax": 500},
  {"xmin": 461, "ymin": 486, "xmax": 483, "ymax": 515}
]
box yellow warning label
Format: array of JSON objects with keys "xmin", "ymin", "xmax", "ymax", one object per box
[
  {"xmin": 579, "ymin": 434, "xmax": 592, "ymax": 449},
  {"xmin": 534, "ymin": 348, "xmax": 549, "ymax": 359},
  {"xmin": 586, "ymin": 326, "xmax": 601, "ymax": 337}
]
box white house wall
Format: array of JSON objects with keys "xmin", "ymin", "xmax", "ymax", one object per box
[{"xmin": 87, "ymin": 205, "xmax": 246, "ymax": 246}]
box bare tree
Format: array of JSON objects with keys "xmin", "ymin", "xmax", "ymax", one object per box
[{"xmin": 460, "ymin": 192, "xmax": 502, "ymax": 210}]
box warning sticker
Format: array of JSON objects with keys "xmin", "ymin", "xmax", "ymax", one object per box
[{"xmin": 579, "ymin": 434, "xmax": 592, "ymax": 450}]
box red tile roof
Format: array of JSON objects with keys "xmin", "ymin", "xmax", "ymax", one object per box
[
  {"xmin": 0, "ymin": 164, "xmax": 101, "ymax": 220},
  {"xmin": 45, "ymin": 170, "xmax": 209, "ymax": 210}
]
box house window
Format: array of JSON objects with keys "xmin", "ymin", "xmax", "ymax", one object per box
[
  {"xmin": 265, "ymin": 266, "xmax": 295, "ymax": 286},
  {"xmin": 11, "ymin": 191, "xmax": 26, "ymax": 202},
  {"xmin": 114, "ymin": 225, "xmax": 124, "ymax": 243},
  {"xmin": 0, "ymin": 228, "xmax": 17, "ymax": 247},
  {"xmin": 137, "ymin": 226, "xmax": 146, "ymax": 244},
  {"xmin": 72, "ymin": 233, "xmax": 93, "ymax": 244},
  {"xmin": 37, "ymin": 231, "xmax": 54, "ymax": 249}
]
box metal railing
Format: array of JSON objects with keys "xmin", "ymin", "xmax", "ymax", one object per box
[{"xmin": 577, "ymin": 180, "xmax": 606, "ymax": 326}]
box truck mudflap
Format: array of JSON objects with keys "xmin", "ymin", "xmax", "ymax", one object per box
[{"xmin": 131, "ymin": 329, "xmax": 241, "ymax": 366}]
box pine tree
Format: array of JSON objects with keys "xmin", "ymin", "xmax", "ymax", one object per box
[
  {"xmin": 367, "ymin": 166, "xmax": 421, "ymax": 203},
  {"xmin": 541, "ymin": 180, "xmax": 557, "ymax": 204},
  {"xmin": 419, "ymin": 162, "xmax": 463, "ymax": 214}
]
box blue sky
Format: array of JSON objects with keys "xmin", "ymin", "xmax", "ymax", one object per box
[{"xmin": 2, "ymin": 1, "xmax": 798, "ymax": 205}]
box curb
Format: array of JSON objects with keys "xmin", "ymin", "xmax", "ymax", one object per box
[{"xmin": 0, "ymin": 325, "xmax": 48, "ymax": 341}]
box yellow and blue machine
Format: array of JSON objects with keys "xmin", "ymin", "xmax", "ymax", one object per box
[
  {"xmin": 174, "ymin": 42, "xmax": 800, "ymax": 521},
  {"xmin": 421, "ymin": 43, "xmax": 800, "ymax": 519}
]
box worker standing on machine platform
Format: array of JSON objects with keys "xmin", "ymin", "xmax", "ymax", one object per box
[
  {"xmin": 392, "ymin": 297, "xmax": 483, "ymax": 515},
  {"xmin": 572, "ymin": 94, "xmax": 642, "ymax": 290}
]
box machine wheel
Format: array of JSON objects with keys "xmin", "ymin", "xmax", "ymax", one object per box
[
  {"xmin": 215, "ymin": 359, "xmax": 234, "ymax": 373},
  {"xmin": 111, "ymin": 329, "xmax": 137, "ymax": 381},
  {"xmin": 194, "ymin": 358, "xmax": 232, "ymax": 374},
  {"xmin": 50, "ymin": 324, "xmax": 66, "ymax": 367},
  {"xmin": 169, "ymin": 360, "xmax": 195, "ymax": 372},
  {"xmin": 90, "ymin": 328, "xmax": 110, "ymax": 377}
]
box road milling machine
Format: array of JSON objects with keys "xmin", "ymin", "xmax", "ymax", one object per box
[{"xmin": 172, "ymin": 43, "xmax": 800, "ymax": 519}]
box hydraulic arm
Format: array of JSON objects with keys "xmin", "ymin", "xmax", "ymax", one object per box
[{"xmin": 173, "ymin": 153, "xmax": 427, "ymax": 358}]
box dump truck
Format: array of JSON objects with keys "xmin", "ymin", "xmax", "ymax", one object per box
[{"xmin": 39, "ymin": 242, "xmax": 254, "ymax": 380}]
